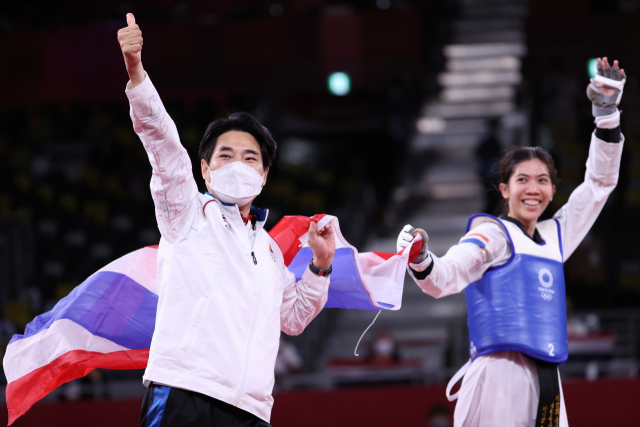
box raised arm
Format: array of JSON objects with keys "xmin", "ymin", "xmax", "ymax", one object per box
[
  {"xmin": 280, "ymin": 221, "xmax": 334, "ymax": 335},
  {"xmin": 118, "ymin": 14, "xmax": 199, "ymax": 243},
  {"xmin": 117, "ymin": 14, "xmax": 146, "ymax": 88},
  {"xmin": 554, "ymin": 57, "xmax": 625, "ymax": 259}
]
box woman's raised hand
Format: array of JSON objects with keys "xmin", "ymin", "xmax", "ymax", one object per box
[{"xmin": 587, "ymin": 57, "xmax": 626, "ymax": 116}]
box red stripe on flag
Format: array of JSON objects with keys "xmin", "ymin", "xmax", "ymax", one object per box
[
  {"xmin": 372, "ymin": 252, "xmax": 394, "ymax": 261},
  {"xmin": 268, "ymin": 214, "xmax": 327, "ymax": 266},
  {"xmin": 407, "ymin": 238, "xmax": 422, "ymax": 264},
  {"xmin": 6, "ymin": 348, "xmax": 149, "ymax": 425},
  {"xmin": 373, "ymin": 239, "xmax": 422, "ymax": 264}
]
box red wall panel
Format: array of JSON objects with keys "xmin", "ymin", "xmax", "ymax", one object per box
[{"xmin": 3, "ymin": 378, "xmax": 639, "ymax": 427}]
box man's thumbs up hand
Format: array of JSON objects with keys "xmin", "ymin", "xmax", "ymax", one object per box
[{"xmin": 117, "ymin": 13, "xmax": 145, "ymax": 87}]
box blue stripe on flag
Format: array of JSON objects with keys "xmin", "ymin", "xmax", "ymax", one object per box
[
  {"xmin": 460, "ymin": 238, "xmax": 486, "ymax": 248},
  {"xmin": 289, "ymin": 248, "xmax": 380, "ymax": 310},
  {"xmin": 148, "ymin": 385, "xmax": 171, "ymax": 427},
  {"xmin": 10, "ymin": 271, "xmax": 157, "ymax": 349}
]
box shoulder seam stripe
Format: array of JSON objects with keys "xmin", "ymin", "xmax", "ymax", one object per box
[
  {"xmin": 467, "ymin": 233, "xmax": 489, "ymax": 242},
  {"xmin": 460, "ymin": 238, "xmax": 486, "ymax": 248}
]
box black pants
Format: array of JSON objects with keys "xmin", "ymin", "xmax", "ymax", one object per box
[{"xmin": 141, "ymin": 384, "xmax": 272, "ymax": 427}]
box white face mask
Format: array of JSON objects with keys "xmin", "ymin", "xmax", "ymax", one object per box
[{"xmin": 208, "ymin": 162, "xmax": 264, "ymax": 206}]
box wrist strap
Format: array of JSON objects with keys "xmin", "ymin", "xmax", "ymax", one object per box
[
  {"xmin": 309, "ymin": 259, "xmax": 332, "ymax": 277},
  {"xmin": 410, "ymin": 255, "xmax": 434, "ymax": 280},
  {"xmin": 594, "ymin": 74, "xmax": 625, "ymax": 90},
  {"xmin": 595, "ymin": 125, "xmax": 621, "ymax": 143}
]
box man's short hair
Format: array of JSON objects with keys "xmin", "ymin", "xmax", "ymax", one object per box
[{"xmin": 198, "ymin": 112, "xmax": 277, "ymax": 170}]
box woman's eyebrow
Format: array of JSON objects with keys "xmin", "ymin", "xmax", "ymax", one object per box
[{"xmin": 515, "ymin": 173, "xmax": 550, "ymax": 178}]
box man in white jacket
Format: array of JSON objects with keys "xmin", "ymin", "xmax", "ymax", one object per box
[{"xmin": 117, "ymin": 14, "xmax": 336, "ymax": 427}]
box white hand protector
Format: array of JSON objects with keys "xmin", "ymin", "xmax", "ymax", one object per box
[
  {"xmin": 586, "ymin": 60, "xmax": 626, "ymax": 117},
  {"xmin": 397, "ymin": 224, "xmax": 429, "ymax": 264},
  {"xmin": 209, "ymin": 162, "xmax": 264, "ymax": 206}
]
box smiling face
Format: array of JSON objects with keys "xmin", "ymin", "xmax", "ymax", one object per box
[
  {"xmin": 200, "ymin": 130, "xmax": 269, "ymax": 193},
  {"xmin": 499, "ymin": 158, "xmax": 556, "ymax": 235}
]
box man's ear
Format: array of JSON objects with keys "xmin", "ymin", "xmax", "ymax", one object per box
[
  {"xmin": 201, "ymin": 159, "xmax": 211, "ymax": 187},
  {"xmin": 499, "ymin": 183, "xmax": 509, "ymax": 199},
  {"xmin": 262, "ymin": 167, "xmax": 269, "ymax": 187}
]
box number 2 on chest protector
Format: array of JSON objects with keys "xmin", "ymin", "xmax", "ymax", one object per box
[{"xmin": 548, "ymin": 343, "xmax": 555, "ymax": 356}]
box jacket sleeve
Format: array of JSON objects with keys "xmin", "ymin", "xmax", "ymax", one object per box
[
  {"xmin": 280, "ymin": 266, "xmax": 330, "ymax": 336},
  {"xmin": 126, "ymin": 75, "xmax": 199, "ymax": 244},
  {"xmin": 553, "ymin": 131, "xmax": 624, "ymax": 260},
  {"xmin": 408, "ymin": 222, "xmax": 511, "ymax": 298}
]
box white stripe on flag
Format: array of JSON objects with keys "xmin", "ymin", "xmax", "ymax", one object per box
[
  {"xmin": 4, "ymin": 319, "xmax": 129, "ymax": 383},
  {"xmin": 96, "ymin": 247, "xmax": 158, "ymax": 294},
  {"xmin": 360, "ymin": 252, "xmax": 408, "ymax": 309},
  {"xmin": 301, "ymin": 217, "xmax": 397, "ymax": 310}
]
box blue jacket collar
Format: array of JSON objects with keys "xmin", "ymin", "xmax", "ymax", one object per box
[
  {"xmin": 205, "ymin": 192, "xmax": 268, "ymax": 222},
  {"xmin": 205, "ymin": 192, "xmax": 235, "ymax": 207}
]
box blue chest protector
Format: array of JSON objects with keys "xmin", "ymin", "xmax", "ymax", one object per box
[{"xmin": 464, "ymin": 214, "xmax": 568, "ymax": 364}]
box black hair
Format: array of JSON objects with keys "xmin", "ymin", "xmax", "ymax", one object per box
[
  {"xmin": 495, "ymin": 146, "xmax": 560, "ymax": 215},
  {"xmin": 198, "ymin": 112, "xmax": 277, "ymax": 170}
]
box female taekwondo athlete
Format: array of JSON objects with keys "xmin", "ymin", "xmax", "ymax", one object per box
[{"xmin": 397, "ymin": 57, "xmax": 625, "ymax": 427}]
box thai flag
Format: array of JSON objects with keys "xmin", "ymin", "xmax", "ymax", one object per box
[
  {"xmin": 3, "ymin": 216, "xmax": 420, "ymax": 424},
  {"xmin": 3, "ymin": 247, "xmax": 159, "ymax": 425},
  {"xmin": 270, "ymin": 214, "xmax": 421, "ymax": 310}
]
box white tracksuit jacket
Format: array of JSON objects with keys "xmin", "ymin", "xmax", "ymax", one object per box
[
  {"xmin": 408, "ymin": 128, "xmax": 623, "ymax": 427},
  {"xmin": 126, "ymin": 75, "xmax": 330, "ymax": 423}
]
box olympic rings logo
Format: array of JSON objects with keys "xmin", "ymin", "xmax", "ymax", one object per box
[{"xmin": 541, "ymin": 293, "xmax": 553, "ymax": 301}]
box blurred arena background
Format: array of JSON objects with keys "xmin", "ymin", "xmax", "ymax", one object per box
[{"xmin": 1, "ymin": 0, "xmax": 640, "ymax": 426}]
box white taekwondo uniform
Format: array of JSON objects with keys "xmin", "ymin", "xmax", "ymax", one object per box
[{"xmin": 408, "ymin": 128, "xmax": 623, "ymax": 427}]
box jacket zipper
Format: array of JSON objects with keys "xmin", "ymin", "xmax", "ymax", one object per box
[
  {"xmin": 250, "ymin": 216, "xmax": 258, "ymax": 265},
  {"xmin": 234, "ymin": 230, "xmax": 261, "ymax": 406}
]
